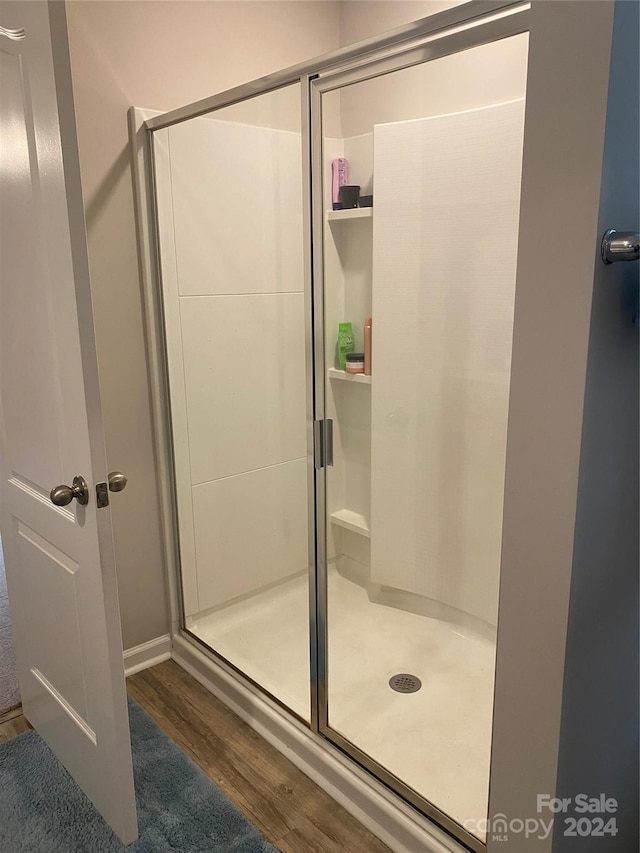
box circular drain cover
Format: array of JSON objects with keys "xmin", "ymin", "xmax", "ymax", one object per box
[{"xmin": 389, "ymin": 673, "xmax": 422, "ymax": 694}]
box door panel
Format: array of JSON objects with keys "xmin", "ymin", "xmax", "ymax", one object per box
[
  {"xmin": 313, "ymin": 24, "xmax": 528, "ymax": 853},
  {"xmin": 151, "ymin": 83, "xmax": 314, "ymax": 722},
  {"xmin": 16, "ymin": 522, "xmax": 88, "ymax": 724},
  {"xmin": 0, "ymin": 1, "xmax": 137, "ymax": 843},
  {"xmin": 0, "ymin": 43, "xmax": 64, "ymax": 489}
]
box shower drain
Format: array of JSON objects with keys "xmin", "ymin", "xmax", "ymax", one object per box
[{"xmin": 389, "ymin": 673, "xmax": 422, "ymax": 694}]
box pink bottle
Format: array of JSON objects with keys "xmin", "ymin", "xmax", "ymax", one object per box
[
  {"xmin": 332, "ymin": 158, "xmax": 348, "ymax": 209},
  {"xmin": 364, "ymin": 317, "xmax": 372, "ymax": 375}
]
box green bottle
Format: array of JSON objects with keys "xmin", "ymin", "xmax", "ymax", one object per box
[{"xmin": 338, "ymin": 322, "xmax": 355, "ymax": 370}]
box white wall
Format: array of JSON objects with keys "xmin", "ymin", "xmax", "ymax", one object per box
[
  {"xmin": 321, "ymin": 30, "xmax": 528, "ymax": 628},
  {"xmin": 156, "ymin": 109, "xmax": 309, "ymax": 617},
  {"xmin": 65, "ymin": 0, "xmax": 341, "ymax": 648},
  {"xmin": 370, "ymin": 100, "xmax": 525, "ymax": 628}
]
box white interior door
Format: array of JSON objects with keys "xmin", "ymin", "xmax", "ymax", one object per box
[{"xmin": 0, "ymin": 1, "xmax": 137, "ymax": 843}]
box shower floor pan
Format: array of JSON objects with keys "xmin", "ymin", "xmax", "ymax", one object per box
[{"xmin": 188, "ymin": 564, "xmax": 495, "ymax": 840}]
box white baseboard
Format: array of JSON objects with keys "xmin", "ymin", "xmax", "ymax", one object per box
[
  {"xmin": 123, "ymin": 634, "xmax": 172, "ymax": 677},
  {"xmin": 171, "ymin": 633, "xmax": 464, "ymax": 853}
]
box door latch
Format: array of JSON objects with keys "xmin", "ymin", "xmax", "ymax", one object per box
[{"xmin": 96, "ymin": 481, "xmax": 109, "ymax": 508}]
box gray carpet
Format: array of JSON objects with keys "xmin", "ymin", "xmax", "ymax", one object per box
[
  {"xmin": 0, "ymin": 696, "xmax": 280, "ymax": 852},
  {"xmin": 0, "ymin": 538, "xmax": 21, "ymax": 716}
]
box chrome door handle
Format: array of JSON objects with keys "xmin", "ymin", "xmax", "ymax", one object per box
[
  {"xmin": 50, "ymin": 475, "xmax": 89, "ymax": 507},
  {"xmin": 601, "ymin": 229, "xmax": 640, "ymax": 264},
  {"xmin": 313, "ymin": 420, "xmax": 334, "ymax": 469}
]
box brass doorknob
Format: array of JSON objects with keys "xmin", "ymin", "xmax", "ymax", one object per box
[{"xmin": 50, "ymin": 475, "xmax": 89, "ymax": 507}]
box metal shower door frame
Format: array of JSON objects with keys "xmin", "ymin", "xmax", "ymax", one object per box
[
  {"xmin": 309, "ymin": 7, "xmax": 529, "ymax": 852},
  {"xmin": 139, "ymin": 3, "xmax": 530, "ymax": 851}
]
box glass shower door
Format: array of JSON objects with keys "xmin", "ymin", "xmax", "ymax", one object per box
[
  {"xmin": 152, "ymin": 83, "xmax": 315, "ymax": 722},
  {"xmin": 313, "ymin": 24, "xmax": 529, "ymax": 850}
]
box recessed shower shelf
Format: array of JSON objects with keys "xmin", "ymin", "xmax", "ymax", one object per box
[
  {"xmin": 326, "ymin": 207, "xmax": 373, "ymax": 222},
  {"xmin": 330, "ymin": 509, "xmax": 370, "ymax": 538},
  {"xmin": 328, "ymin": 368, "xmax": 372, "ymax": 385}
]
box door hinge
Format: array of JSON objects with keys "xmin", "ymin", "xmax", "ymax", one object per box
[{"xmin": 314, "ymin": 419, "xmax": 334, "ymax": 469}]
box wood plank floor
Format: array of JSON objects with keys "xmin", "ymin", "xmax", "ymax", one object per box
[
  {"xmin": 0, "ymin": 660, "xmax": 392, "ymax": 852},
  {"xmin": 128, "ymin": 661, "xmax": 391, "ymax": 853}
]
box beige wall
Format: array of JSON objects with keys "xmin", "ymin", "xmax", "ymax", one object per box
[
  {"xmin": 65, "ymin": 1, "xmax": 341, "ymax": 649},
  {"xmin": 339, "ymin": 0, "xmax": 462, "ymax": 45}
]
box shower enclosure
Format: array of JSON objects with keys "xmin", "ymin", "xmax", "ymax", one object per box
[{"xmin": 138, "ymin": 3, "xmax": 531, "ymax": 849}]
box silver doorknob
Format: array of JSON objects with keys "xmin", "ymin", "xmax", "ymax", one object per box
[
  {"xmin": 601, "ymin": 229, "xmax": 640, "ymax": 264},
  {"xmin": 108, "ymin": 471, "xmax": 127, "ymax": 493},
  {"xmin": 50, "ymin": 475, "xmax": 89, "ymax": 507}
]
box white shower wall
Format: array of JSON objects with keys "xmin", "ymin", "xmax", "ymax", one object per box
[
  {"xmin": 322, "ymin": 36, "xmax": 528, "ymax": 630},
  {"xmin": 159, "ymin": 36, "xmax": 529, "ymax": 626},
  {"xmin": 370, "ymin": 101, "xmax": 525, "ymax": 627},
  {"xmin": 156, "ymin": 113, "xmax": 308, "ymax": 619}
]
